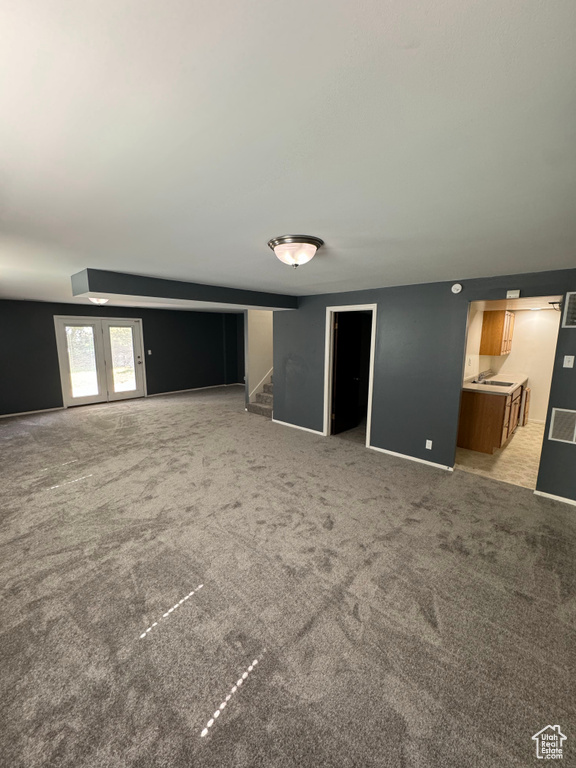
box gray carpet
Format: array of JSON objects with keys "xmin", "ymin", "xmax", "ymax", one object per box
[{"xmin": 1, "ymin": 386, "xmax": 574, "ymax": 767}]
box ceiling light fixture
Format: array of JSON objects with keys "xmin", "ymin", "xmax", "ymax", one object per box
[
  {"xmin": 88, "ymin": 297, "xmax": 109, "ymax": 305},
  {"xmin": 267, "ymin": 234, "xmax": 324, "ymax": 268}
]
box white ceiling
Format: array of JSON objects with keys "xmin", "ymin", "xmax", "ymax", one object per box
[{"xmin": 1, "ymin": 0, "xmax": 575, "ymax": 307}]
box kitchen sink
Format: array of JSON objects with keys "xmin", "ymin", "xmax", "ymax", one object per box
[{"xmin": 472, "ymin": 380, "xmax": 515, "ymax": 387}]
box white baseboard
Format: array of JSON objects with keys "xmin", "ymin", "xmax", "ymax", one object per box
[
  {"xmin": 0, "ymin": 384, "xmax": 243, "ymax": 419},
  {"xmin": 272, "ymin": 418, "xmax": 325, "ymax": 436},
  {"xmin": 147, "ymin": 383, "xmax": 243, "ymax": 398},
  {"xmin": 0, "ymin": 406, "xmax": 65, "ymax": 420},
  {"xmin": 272, "ymin": 420, "xmax": 454, "ymax": 469},
  {"xmin": 368, "ymin": 443, "xmax": 454, "ymax": 471},
  {"xmin": 534, "ymin": 490, "xmax": 576, "ymax": 507}
]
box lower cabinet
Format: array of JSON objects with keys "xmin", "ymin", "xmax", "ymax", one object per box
[{"xmin": 458, "ymin": 386, "xmax": 523, "ymax": 454}]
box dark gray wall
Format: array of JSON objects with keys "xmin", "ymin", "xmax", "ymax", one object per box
[
  {"xmin": 72, "ymin": 268, "xmax": 298, "ymax": 309},
  {"xmin": 223, "ymin": 313, "xmax": 245, "ymax": 385},
  {"xmin": 0, "ymin": 300, "xmax": 244, "ymax": 416},
  {"xmin": 273, "ymin": 268, "xmax": 576, "ymax": 501},
  {"xmin": 236, "ymin": 313, "xmax": 246, "ymax": 385}
]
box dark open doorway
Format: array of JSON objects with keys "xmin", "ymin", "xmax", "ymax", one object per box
[{"xmin": 330, "ymin": 310, "xmax": 373, "ymax": 438}]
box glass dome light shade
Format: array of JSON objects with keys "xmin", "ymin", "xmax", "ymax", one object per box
[
  {"xmin": 267, "ymin": 235, "xmax": 324, "ymax": 268},
  {"xmin": 273, "ymin": 242, "xmax": 317, "ymax": 267}
]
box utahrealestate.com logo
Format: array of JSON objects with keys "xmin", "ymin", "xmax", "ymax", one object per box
[{"xmin": 532, "ymin": 725, "xmax": 567, "ymax": 760}]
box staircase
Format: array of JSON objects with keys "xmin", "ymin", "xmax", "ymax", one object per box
[{"xmin": 247, "ymin": 377, "xmax": 273, "ymax": 419}]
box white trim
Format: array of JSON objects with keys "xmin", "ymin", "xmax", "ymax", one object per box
[
  {"xmin": 0, "ymin": 406, "xmax": 65, "ymax": 420},
  {"xmin": 272, "ymin": 418, "xmax": 324, "ymax": 436},
  {"xmin": 101, "ymin": 317, "xmax": 147, "ymax": 401},
  {"xmin": 249, "ymin": 366, "xmax": 273, "ymax": 400},
  {"xmin": 147, "ymin": 383, "xmax": 243, "ymax": 398},
  {"xmin": 53, "ymin": 315, "xmax": 147, "ymax": 406},
  {"xmin": 54, "ymin": 316, "xmax": 107, "ymax": 407},
  {"xmin": 561, "ymin": 291, "xmax": 576, "ymax": 327},
  {"xmin": 0, "ymin": 384, "xmax": 243, "ymax": 419},
  {"xmin": 323, "ymin": 303, "xmax": 378, "ymax": 444},
  {"xmin": 368, "ymin": 443, "xmax": 454, "ymax": 471},
  {"xmin": 534, "ymin": 490, "xmax": 576, "ymax": 507}
]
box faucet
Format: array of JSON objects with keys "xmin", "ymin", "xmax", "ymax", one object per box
[{"xmin": 477, "ymin": 370, "xmax": 491, "ymax": 382}]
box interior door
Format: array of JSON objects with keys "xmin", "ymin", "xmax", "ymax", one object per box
[
  {"xmin": 55, "ymin": 317, "xmax": 145, "ymax": 407},
  {"xmin": 101, "ymin": 320, "xmax": 145, "ymax": 401},
  {"xmin": 331, "ymin": 312, "xmax": 365, "ymax": 434}
]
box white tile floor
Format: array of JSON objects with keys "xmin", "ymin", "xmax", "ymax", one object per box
[{"xmin": 455, "ymin": 421, "xmax": 546, "ymax": 490}]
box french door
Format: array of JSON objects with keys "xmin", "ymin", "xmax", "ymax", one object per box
[{"xmin": 54, "ymin": 317, "xmax": 146, "ymax": 407}]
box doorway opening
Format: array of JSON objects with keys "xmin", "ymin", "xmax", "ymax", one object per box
[
  {"xmin": 245, "ymin": 309, "xmax": 274, "ymax": 418},
  {"xmin": 455, "ymin": 295, "xmax": 562, "ymax": 489},
  {"xmin": 323, "ymin": 304, "xmax": 377, "ymax": 446},
  {"xmin": 54, "ymin": 316, "xmax": 146, "ymax": 407}
]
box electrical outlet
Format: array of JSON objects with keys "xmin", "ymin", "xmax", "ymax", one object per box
[
  {"xmin": 147, "ymin": 349, "xmax": 152, "ymax": 355},
  {"xmin": 563, "ymin": 355, "xmax": 575, "ymax": 368},
  {"xmin": 425, "ymin": 439, "xmax": 433, "ymax": 450}
]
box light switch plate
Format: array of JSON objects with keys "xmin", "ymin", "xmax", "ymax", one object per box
[
  {"xmin": 563, "ymin": 355, "xmax": 575, "ymax": 368},
  {"xmin": 425, "ymin": 439, "xmax": 433, "ymax": 450},
  {"xmin": 506, "ymin": 289, "xmax": 521, "ymax": 299}
]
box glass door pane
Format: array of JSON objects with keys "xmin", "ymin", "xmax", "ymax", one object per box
[
  {"xmin": 65, "ymin": 325, "xmax": 100, "ymax": 398},
  {"xmin": 55, "ymin": 316, "xmax": 145, "ymax": 406},
  {"xmin": 102, "ymin": 319, "xmax": 145, "ymax": 401},
  {"xmin": 109, "ymin": 326, "xmax": 137, "ymax": 392}
]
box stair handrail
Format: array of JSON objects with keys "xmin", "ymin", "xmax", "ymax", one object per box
[{"xmin": 249, "ymin": 367, "xmax": 273, "ymax": 400}]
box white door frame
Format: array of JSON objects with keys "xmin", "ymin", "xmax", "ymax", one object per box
[
  {"xmin": 100, "ymin": 318, "xmax": 146, "ymax": 402},
  {"xmin": 54, "ymin": 317, "xmax": 108, "ymax": 407},
  {"xmin": 54, "ymin": 316, "xmax": 147, "ymax": 407},
  {"xmin": 323, "ymin": 304, "xmax": 377, "ymax": 447}
]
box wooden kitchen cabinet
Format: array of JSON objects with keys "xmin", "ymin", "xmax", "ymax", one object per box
[
  {"xmin": 479, "ymin": 310, "xmax": 515, "ymax": 355},
  {"xmin": 458, "ymin": 386, "xmax": 523, "ymax": 454}
]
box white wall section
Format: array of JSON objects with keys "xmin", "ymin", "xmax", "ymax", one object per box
[
  {"xmin": 463, "ymin": 305, "xmax": 491, "ymax": 380},
  {"xmin": 246, "ymin": 310, "xmax": 273, "ymax": 401},
  {"xmin": 491, "ymin": 310, "xmax": 561, "ymax": 422}
]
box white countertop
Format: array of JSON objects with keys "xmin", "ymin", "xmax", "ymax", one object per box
[{"xmin": 462, "ymin": 373, "xmax": 528, "ymax": 396}]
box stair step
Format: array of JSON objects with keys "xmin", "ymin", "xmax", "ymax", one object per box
[
  {"xmin": 247, "ymin": 402, "xmax": 272, "ymax": 418},
  {"xmin": 263, "ymin": 382, "xmax": 274, "ymax": 394},
  {"xmin": 256, "ymin": 392, "xmax": 273, "ymax": 405}
]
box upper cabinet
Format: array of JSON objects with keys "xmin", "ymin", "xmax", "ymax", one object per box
[{"xmin": 479, "ymin": 310, "xmax": 515, "ymax": 355}]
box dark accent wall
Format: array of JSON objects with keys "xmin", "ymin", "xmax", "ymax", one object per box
[
  {"xmin": 273, "ymin": 268, "xmax": 576, "ymax": 502},
  {"xmin": 236, "ymin": 312, "xmax": 246, "ymax": 384},
  {"xmin": 0, "ymin": 300, "xmax": 244, "ymax": 416},
  {"xmin": 223, "ymin": 313, "xmax": 245, "ymax": 385}
]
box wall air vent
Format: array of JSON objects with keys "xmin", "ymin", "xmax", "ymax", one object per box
[
  {"xmin": 549, "ymin": 408, "xmax": 576, "ymax": 444},
  {"xmin": 562, "ymin": 292, "xmax": 576, "ymax": 328}
]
